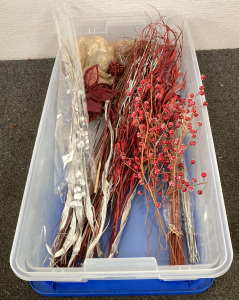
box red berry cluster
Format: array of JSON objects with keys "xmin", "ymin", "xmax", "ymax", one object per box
[{"xmin": 121, "ymin": 74, "xmax": 208, "ymax": 207}]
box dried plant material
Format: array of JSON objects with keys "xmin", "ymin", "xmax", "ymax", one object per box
[{"xmin": 46, "ymin": 2, "xmax": 208, "ymax": 267}]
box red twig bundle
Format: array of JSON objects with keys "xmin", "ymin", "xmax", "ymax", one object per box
[{"xmin": 106, "ymin": 18, "xmax": 185, "ymax": 257}]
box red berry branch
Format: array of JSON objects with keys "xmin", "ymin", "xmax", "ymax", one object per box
[{"xmin": 116, "ymin": 73, "xmax": 207, "ymax": 264}]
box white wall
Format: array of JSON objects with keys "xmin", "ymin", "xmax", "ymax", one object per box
[{"xmin": 0, "ymin": 0, "xmax": 238, "ymax": 60}]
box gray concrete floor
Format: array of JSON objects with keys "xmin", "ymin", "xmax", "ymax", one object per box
[{"xmin": 0, "ymin": 49, "xmax": 238, "ymax": 299}]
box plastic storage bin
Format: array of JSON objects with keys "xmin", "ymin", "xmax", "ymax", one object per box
[{"xmin": 10, "ymin": 17, "xmax": 232, "ymax": 296}]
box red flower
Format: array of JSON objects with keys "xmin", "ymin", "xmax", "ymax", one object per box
[{"xmin": 84, "ymin": 65, "xmax": 118, "ymax": 122}]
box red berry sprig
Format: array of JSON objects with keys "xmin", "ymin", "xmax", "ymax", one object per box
[{"xmin": 119, "ymin": 75, "xmax": 208, "ymax": 213}]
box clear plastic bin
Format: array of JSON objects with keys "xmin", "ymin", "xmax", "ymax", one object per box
[{"xmin": 10, "ymin": 17, "xmax": 232, "ymax": 293}]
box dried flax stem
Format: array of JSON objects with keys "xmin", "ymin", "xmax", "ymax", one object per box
[{"xmin": 85, "ymin": 101, "xmax": 114, "ymax": 258}]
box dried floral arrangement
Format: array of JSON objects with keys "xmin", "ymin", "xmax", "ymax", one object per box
[{"xmin": 44, "ymin": 4, "xmax": 208, "ymax": 268}]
